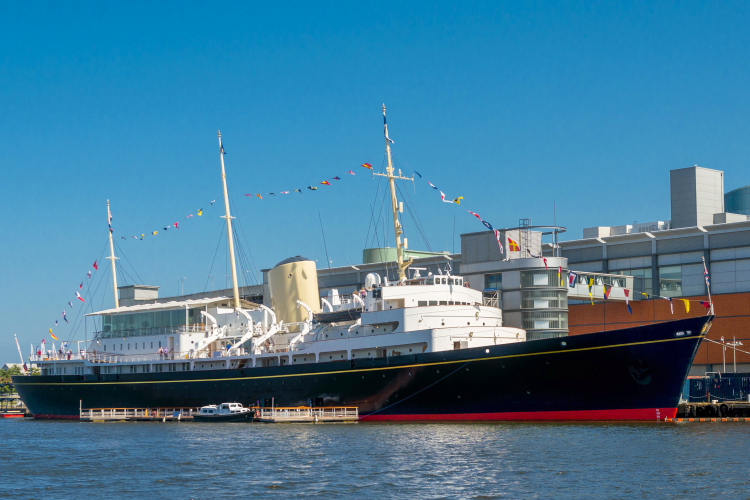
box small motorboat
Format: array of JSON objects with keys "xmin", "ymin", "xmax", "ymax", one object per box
[{"xmin": 193, "ymin": 403, "xmax": 255, "ymax": 422}]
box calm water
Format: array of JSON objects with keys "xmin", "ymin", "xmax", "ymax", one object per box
[{"xmin": 2, "ymin": 419, "xmax": 749, "ymax": 499}]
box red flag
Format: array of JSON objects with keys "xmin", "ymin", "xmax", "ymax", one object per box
[
  {"xmin": 699, "ymin": 301, "xmax": 711, "ymax": 309},
  {"xmin": 76, "ymin": 291, "xmax": 85, "ymax": 302},
  {"xmin": 174, "ymin": 222, "xmax": 179, "ymax": 229},
  {"xmin": 93, "ymin": 260, "xmax": 99, "ymax": 270},
  {"xmin": 321, "ymin": 181, "xmax": 332, "ymax": 185},
  {"xmin": 361, "ymin": 163, "xmax": 373, "ymax": 169},
  {"xmin": 543, "ymin": 257, "xmax": 548, "ymax": 270},
  {"xmin": 79, "ymin": 282, "xmax": 83, "ymax": 289}
]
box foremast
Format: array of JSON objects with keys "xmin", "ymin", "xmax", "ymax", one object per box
[
  {"xmin": 374, "ymin": 104, "xmax": 414, "ymax": 281},
  {"xmin": 107, "ymin": 200, "xmax": 120, "ymax": 308},
  {"xmin": 218, "ymin": 131, "xmax": 242, "ymax": 309}
]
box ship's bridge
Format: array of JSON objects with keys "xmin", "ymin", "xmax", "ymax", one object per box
[{"xmin": 86, "ymin": 296, "xmax": 262, "ymax": 339}]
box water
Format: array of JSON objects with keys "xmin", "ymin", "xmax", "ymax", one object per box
[{"xmin": 2, "ymin": 419, "xmax": 748, "ymax": 499}]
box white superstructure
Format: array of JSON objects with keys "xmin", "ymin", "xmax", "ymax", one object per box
[{"xmin": 31, "ymin": 111, "xmax": 526, "ymax": 377}]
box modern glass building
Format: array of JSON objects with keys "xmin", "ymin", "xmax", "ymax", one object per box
[{"xmin": 726, "ymin": 185, "xmax": 750, "ymax": 216}]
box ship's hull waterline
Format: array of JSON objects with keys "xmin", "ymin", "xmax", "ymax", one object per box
[{"xmin": 14, "ymin": 316, "xmax": 710, "ymax": 421}]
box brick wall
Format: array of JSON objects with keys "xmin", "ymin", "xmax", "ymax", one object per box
[{"xmin": 569, "ymin": 292, "xmax": 750, "ymax": 365}]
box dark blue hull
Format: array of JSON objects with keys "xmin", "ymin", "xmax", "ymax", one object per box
[{"xmin": 14, "ymin": 316, "xmax": 712, "ymax": 420}]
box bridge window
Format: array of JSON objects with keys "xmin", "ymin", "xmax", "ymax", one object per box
[{"xmin": 485, "ymin": 273, "xmax": 502, "ymax": 290}]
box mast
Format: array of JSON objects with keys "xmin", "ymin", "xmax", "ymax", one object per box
[
  {"xmin": 218, "ymin": 131, "xmax": 241, "ymax": 309},
  {"xmin": 107, "ymin": 200, "xmax": 120, "ymax": 308},
  {"xmin": 374, "ymin": 104, "xmax": 414, "ymax": 281}
]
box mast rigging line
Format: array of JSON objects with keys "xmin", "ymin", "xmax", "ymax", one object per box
[
  {"xmin": 228, "ymin": 193, "xmax": 261, "ymax": 286},
  {"xmin": 113, "ymin": 241, "xmax": 143, "ymax": 287},
  {"xmin": 362, "ymin": 172, "xmax": 384, "ymax": 252},
  {"xmin": 396, "ymin": 182, "xmax": 433, "ymax": 254},
  {"xmin": 113, "ymin": 240, "xmax": 145, "ymax": 285},
  {"xmin": 203, "ymin": 220, "xmax": 226, "ymax": 293},
  {"xmin": 63, "ymin": 243, "xmax": 110, "ymax": 344},
  {"xmin": 318, "ymin": 210, "xmax": 333, "ymax": 276}
]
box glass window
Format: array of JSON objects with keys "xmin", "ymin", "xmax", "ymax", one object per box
[
  {"xmin": 485, "ymin": 273, "xmax": 502, "ymax": 290},
  {"xmin": 659, "ymin": 266, "xmax": 682, "ymax": 297},
  {"xmin": 614, "ymin": 268, "xmax": 653, "ymax": 296},
  {"xmin": 521, "ymin": 270, "xmax": 559, "ymax": 288},
  {"xmin": 521, "ymin": 311, "xmax": 568, "ymax": 330},
  {"xmin": 521, "ymin": 290, "xmax": 568, "ymax": 309},
  {"xmin": 171, "ymin": 310, "xmax": 183, "ymax": 328}
]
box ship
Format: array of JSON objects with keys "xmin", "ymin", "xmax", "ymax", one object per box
[{"xmin": 13, "ymin": 107, "xmax": 713, "ymax": 420}]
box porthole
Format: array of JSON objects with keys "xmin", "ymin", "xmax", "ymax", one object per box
[
  {"xmin": 409, "ymin": 349, "xmax": 412, "ymax": 352},
  {"xmin": 329, "ymin": 356, "xmax": 332, "ymax": 359},
  {"xmin": 485, "ymin": 349, "xmax": 490, "ymax": 353},
  {"xmin": 436, "ymin": 370, "xmax": 440, "ymax": 374},
  {"xmin": 361, "ymin": 375, "xmax": 365, "ymax": 379}
]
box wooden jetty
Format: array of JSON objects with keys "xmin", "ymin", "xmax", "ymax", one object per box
[
  {"xmin": 255, "ymin": 406, "xmax": 359, "ymax": 423},
  {"xmin": 80, "ymin": 407, "xmax": 198, "ymax": 422}
]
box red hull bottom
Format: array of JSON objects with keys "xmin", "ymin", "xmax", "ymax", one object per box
[{"xmin": 361, "ymin": 407, "xmax": 678, "ymax": 421}]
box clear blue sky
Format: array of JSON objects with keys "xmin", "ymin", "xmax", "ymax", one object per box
[{"xmin": 2, "ymin": 1, "xmax": 750, "ymax": 361}]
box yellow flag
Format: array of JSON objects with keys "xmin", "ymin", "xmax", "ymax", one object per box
[
  {"xmin": 198, "ymin": 209, "xmax": 203, "ymax": 216},
  {"xmin": 453, "ymin": 196, "xmax": 464, "ymax": 204},
  {"xmin": 152, "ymin": 231, "xmax": 159, "ymax": 236},
  {"xmin": 682, "ymin": 299, "xmax": 690, "ymax": 313},
  {"xmin": 48, "ymin": 328, "xmax": 52, "ymax": 334}
]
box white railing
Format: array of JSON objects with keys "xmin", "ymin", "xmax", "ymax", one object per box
[
  {"xmin": 80, "ymin": 407, "xmax": 199, "ymax": 420},
  {"xmin": 256, "ymin": 407, "xmax": 358, "ymax": 420}
]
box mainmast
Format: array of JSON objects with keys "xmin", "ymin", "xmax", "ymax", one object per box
[
  {"xmin": 374, "ymin": 104, "xmax": 414, "ymax": 281},
  {"xmin": 106, "ymin": 200, "xmax": 120, "ymax": 308},
  {"xmin": 218, "ymin": 131, "xmax": 241, "ymax": 309}
]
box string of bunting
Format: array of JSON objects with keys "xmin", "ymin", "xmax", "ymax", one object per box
[
  {"xmin": 567, "ymin": 270, "xmax": 713, "ymax": 314},
  {"xmin": 240, "ymin": 162, "xmax": 374, "ymax": 197},
  {"xmin": 42, "ymin": 197, "xmax": 222, "ymax": 355},
  {"xmin": 42, "ymin": 258, "xmax": 102, "ymax": 357},
  {"xmin": 419, "ymin": 175, "xmax": 519, "ymax": 259},
  {"xmin": 113, "ymin": 199, "xmax": 220, "ymax": 241}
]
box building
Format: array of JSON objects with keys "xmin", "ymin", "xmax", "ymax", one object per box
[
  {"xmin": 726, "ymin": 185, "xmax": 750, "ymax": 216},
  {"xmin": 562, "ymin": 165, "xmax": 750, "ymax": 375}
]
